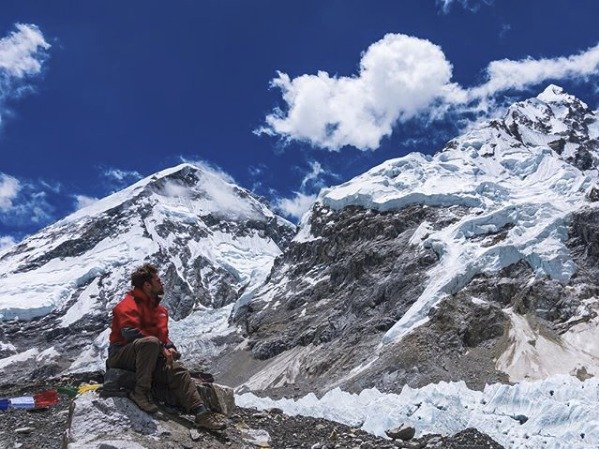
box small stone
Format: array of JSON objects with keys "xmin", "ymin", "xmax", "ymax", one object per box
[
  {"xmin": 240, "ymin": 428, "xmax": 271, "ymax": 447},
  {"xmin": 329, "ymin": 428, "xmax": 338, "ymax": 441},
  {"xmin": 385, "ymin": 424, "xmax": 416, "ymax": 441},
  {"xmin": 512, "ymin": 414, "xmax": 528, "ymax": 425},
  {"xmin": 269, "ymin": 407, "xmax": 284, "ymax": 414},
  {"xmin": 196, "ymin": 383, "xmax": 235, "ymax": 416},
  {"xmin": 315, "ymin": 424, "xmax": 327, "ymax": 431},
  {"xmin": 404, "ymin": 441, "xmax": 425, "ymax": 449},
  {"xmin": 190, "ymin": 429, "xmax": 201, "ymax": 441},
  {"xmin": 310, "ymin": 444, "xmax": 322, "ymax": 449},
  {"xmin": 15, "ymin": 428, "xmax": 34, "ymax": 434}
]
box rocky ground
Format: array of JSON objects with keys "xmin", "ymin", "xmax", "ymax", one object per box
[{"xmin": 0, "ymin": 376, "xmax": 505, "ymax": 449}]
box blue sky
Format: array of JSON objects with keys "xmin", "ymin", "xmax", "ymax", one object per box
[{"xmin": 1, "ymin": 0, "xmax": 599, "ymax": 246}]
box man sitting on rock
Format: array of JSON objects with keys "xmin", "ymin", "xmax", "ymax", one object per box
[{"xmin": 107, "ymin": 263, "xmax": 225, "ymax": 431}]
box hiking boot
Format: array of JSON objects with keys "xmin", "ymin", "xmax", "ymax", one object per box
[
  {"xmin": 195, "ymin": 411, "xmax": 227, "ymax": 431},
  {"xmin": 129, "ymin": 388, "xmax": 158, "ymax": 414}
]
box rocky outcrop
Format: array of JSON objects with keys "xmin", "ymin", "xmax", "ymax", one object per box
[{"xmin": 218, "ymin": 204, "xmax": 471, "ymax": 395}]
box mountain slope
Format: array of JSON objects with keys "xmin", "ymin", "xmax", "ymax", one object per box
[
  {"xmin": 0, "ymin": 162, "xmax": 294, "ymax": 382},
  {"xmin": 225, "ymin": 85, "xmax": 599, "ymax": 396}
]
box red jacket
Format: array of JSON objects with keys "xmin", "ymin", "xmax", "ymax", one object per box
[{"xmin": 109, "ymin": 287, "xmax": 174, "ymax": 348}]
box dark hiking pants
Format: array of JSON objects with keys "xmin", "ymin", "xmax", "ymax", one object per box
[{"xmin": 106, "ymin": 336, "xmax": 203, "ymax": 412}]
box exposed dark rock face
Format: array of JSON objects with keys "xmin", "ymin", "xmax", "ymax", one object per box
[
  {"xmin": 569, "ymin": 208, "xmax": 599, "ymax": 263},
  {"xmin": 223, "ymin": 201, "xmax": 599, "ymax": 396},
  {"xmin": 339, "ymin": 296, "xmax": 510, "ymax": 393},
  {"xmin": 240, "ymin": 204, "xmax": 448, "ymax": 356},
  {"xmin": 336, "ymin": 206, "xmax": 599, "ymax": 391},
  {"xmin": 349, "ymin": 205, "xmax": 599, "ymax": 393},
  {"xmin": 221, "ymin": 204, "xmax": 479, "ymax": 395}
]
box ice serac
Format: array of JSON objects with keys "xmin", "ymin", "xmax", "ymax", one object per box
[
  {"xmin": 0, "ymin": 163, "xmax": 295, "ymax": 383},
  {"xmin": 225, "ymin": 85, "xmax": 599, "ymax": 396}
]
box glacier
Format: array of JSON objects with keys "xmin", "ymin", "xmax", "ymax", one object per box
[{"xmin": 238, "ymin": 374, "xmax": 598, "ymax": 449}]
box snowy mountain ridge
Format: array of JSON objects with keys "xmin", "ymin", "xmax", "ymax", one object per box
[
  {"xmin": 300, "ymin": 83, "xmax": 599, "ymax": 348},
  {"xmin": 229, "ymin": 85, "xmax": 599, "ymax": 398},
  {"xmin": 0, "ymin": 162, "xmax": 294, "ymax": 375}
]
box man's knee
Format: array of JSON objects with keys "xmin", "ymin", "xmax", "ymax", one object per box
[
  {"xmin": 133, "ymin": 336, "xmax": 161, "ymax": 353},
  {"xmin": 166, "ymin": 363, "xmax": 192, "ymax": 383}
]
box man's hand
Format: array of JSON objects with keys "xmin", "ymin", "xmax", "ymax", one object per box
[{"xmin": 162, "ymin": 348, "xmax": 181, "ymax": 368}]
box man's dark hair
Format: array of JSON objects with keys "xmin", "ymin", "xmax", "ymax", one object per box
[{"xmin": 131, "ymin": 263, "xmax": 158, "ymax": 288}]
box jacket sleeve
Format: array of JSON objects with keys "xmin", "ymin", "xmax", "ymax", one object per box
[{"xmin": 114, "ymin": 300, "xmax": 150, "ymax": 342}]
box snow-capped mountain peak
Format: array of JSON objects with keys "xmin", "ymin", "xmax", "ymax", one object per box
[
  {"xmin": 500, "ymin": 84, "xmax": 599, "ymax": 169},
  {"xmin": 537, "ymin": 83, "xmax": 582, "ymax": 105},
  {"xmin": 64, "ymin": 162, "xmax": 280, "ymax": 225},
  {"xmin": 0, "ymin": 162, "xmax": 295, "ymax": 379}
]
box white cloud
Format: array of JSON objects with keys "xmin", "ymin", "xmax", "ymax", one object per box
[
  {"xmin": 101, "ymin": 167, "xmax": 143, "ymax": 191},
  {"xmin": 178, "ymin": 157, "xmax": 237, "ymax": 185},
  {"xmin": 499, "ymin": 24, "xmax": 511, "ymax": 40},
  {"xmin": 73, "ymin": 194, "xmax": 99, "ymax": 210},
  {"xmin": 260, "ymin": 34, "xmax": 599, "ymax": 151},
  {"xmin": 258, "ymin": 33, "xmax": 454, "ymax": 151},
  {"xmin": 468, "ymin": 43, "xmax": 599, "ymax": 100},
  {"xmin": 0, "ymin": 24, "xmax": 50, "ymax": 78},
  {"xmin": 0, "ymin": 235, "xmax": 16, "ymax": 251},
  {"xmin": 0, "ymin": 173, "xmax": 54, "ymax": 227},
  {"xmin": 248, "ymin": 164, "xmax": 266, "ymax": 179},
  {"xmin": 11, "ymin": 190, "xmax": 53, "ymax": 224},
  {"xmin": 178, "ymin": 157, "xmax": 265, "ymax": 219},
  {"xmin": 39, "ymin": 180, "xmax": 62, "ymax": 193},
  {"xmin": 300, "ymin": 161, "xmax": 339, "ymax": 190},
  {"xmin": 102, "ymin": 167, "xmax": 142, "ymax": 183},
  {"xmin": 436, "ymin": 0, "xmax": 494, "ymax": 13},
  {"xmin": 274, "ymin": 161, "xmax": 338, "ymax": 220},
  {"xmin": 275, "ymin": 192, "xmax": 317, "ymax": 220},
  {"xmin": 0, "ymin": 23, "xmax": 50, "ymax": 127},
  {"xmin": 0, "ymin": 173, "xmax": 21, "ymax": 211}
]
